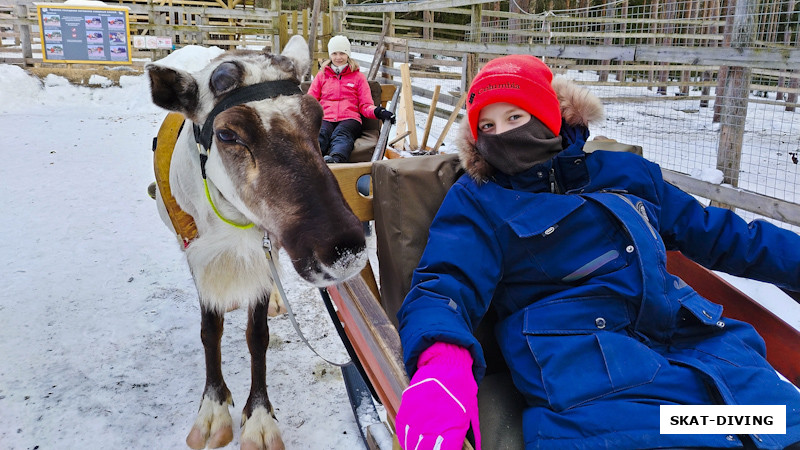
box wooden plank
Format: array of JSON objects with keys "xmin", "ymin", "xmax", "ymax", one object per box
[
  {"xmin": 367, "ymin": 19, "xmax": 390, "ymax": 80},
  {"xmin": 307, "ymin": 0, "xmax": 321, "ymax": 78},
  {"xmin": 431, "ymin": 92, "xmax": 466, "ymax": 153},
  {"xmin": 399, "ymin": 63, "xmax": 418, "ymax": 150},
  {"xmin": 661, "ymin": 169, "xmax": 800, "ymax": 228},
  {"xmin": 667, "ymin": 251, "xmax": 800, "ymax": 387},
  {"xmin": 420, "ymin": 85, "xmax": 440, "ymax": 152},
  {"xmin": 328, "ymin": 162, "xmax": 374, "ymax": 222},
  {"xmin": 326, "ymin": 277, "xmax": 407, "ymax": 422},
  {"xmin": 336, "ymin": 0, "xmax": 496, "ymax": 13},
  {"xmin": 343, "ymin": 32, "xmax": 800, "ymax": 71},
  {"xmin": 388, "ymin": 131, "xmax": 410, "ymax": 147}
]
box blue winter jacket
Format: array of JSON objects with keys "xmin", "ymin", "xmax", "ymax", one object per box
[{"xmin": 398, "ymin": 138, "xmax": 800, "ymax": 449}]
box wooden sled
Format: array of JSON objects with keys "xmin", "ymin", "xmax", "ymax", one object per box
[{"xmin": 325, "ymin": 153, "xmax": 800, "ymax": 450}]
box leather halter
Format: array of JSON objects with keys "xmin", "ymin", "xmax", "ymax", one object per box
[{"xmin": 192, "ymin": 79, "xmax": 302, "ymax": 156}]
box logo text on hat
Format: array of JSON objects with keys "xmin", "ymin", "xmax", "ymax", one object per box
[{"xmin": 478, "ymin": 82, "xmax": 521, "ymax": 94}]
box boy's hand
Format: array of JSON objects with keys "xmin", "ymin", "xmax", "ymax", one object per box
[{"xmin": 395, "ymin": 342, "xmax": 481, "ymax": 450}]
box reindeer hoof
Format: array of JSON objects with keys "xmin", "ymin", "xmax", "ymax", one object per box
[
  {"xmin": 208, "ymin": 425, "xmax": 234, "ymax": 448},
  {"xmin": 187, "ymin": 396, "xmax": 234, "ymax": 449},
  {"xmin": 241, "ymin": 407, "xmax": 284, "ymax": 450},
  {"xmin": 186, "ymin": 423, "xmax": 234, "ymax": 449},
  {"xmin": 186, "ymin": 427, "xmax": 207, "ymax": 450}
]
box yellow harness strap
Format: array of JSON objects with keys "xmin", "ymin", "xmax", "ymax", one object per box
[{"xmin": 154, "ymin": 112, "xmax": 198, "ymax": 246}]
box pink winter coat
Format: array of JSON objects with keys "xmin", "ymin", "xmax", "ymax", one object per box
[{"xmin": 307, "ymin": 63, "xmax": 377, "ymax": 123}]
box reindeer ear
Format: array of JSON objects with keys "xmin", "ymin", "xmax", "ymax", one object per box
[
  {"xmin": 280, "ymin": 35, "xmax": 311, "ymax": 79},
  {"xmin": 210, "ymin": 61, "xmax": 242, "ymax": 95},
  {"xmin": 146, "ymin": 63, "xmax": 199, "ymax": 117}
]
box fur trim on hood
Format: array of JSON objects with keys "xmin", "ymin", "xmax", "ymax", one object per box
[{"xmin": 455, "ymin": 77, "xmax": 604, "ymax": 183}]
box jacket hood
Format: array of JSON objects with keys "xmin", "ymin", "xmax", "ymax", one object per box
[{"xmin": 456, "ymin": 77, "xmax": 604, "ymax": 183}]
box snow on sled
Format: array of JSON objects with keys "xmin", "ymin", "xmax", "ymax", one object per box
[{"xmin": 324, "ymin": 151, "xmax": 800, "ymax": 450}]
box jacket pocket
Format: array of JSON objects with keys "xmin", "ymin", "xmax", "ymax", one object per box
[
  {"xmin": 523, "ymin": 297, "xmax": 663, "ymax": 412},
  {"xmin": 507, "ymin": 197, "xmax": 630, "ymax": 283},
  {"xmin": 679, "ymin": 292, "xmax": 723, "ymax": 326}
]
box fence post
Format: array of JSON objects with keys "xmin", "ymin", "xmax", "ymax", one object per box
[
  {"xmin": 615, "ymin": 0, "xmax": 629, "ymax": 83},
  {"xmin": 712, "ymin": 0, "xmax": 736, "ymax": 122},
  {"xmin": 302, "ymin": 8, "xmax": 309, "ymax": 40},
  {"xmin": 16, "ymin": 3, "xmax": 32, "ymax": 67},
  {"xmin": 785, "ymin": 6, "xmax": 799, "ymax": 112},
  {"xmin": 330, "ymin": 0, "xmax": 341, "ymax": 34},
  {"xmin": 714, "ymin": 0, "xmax": 756, "ymax": 201},
  {"xmin": 787, "ymin": 72, "xmax": 799, "ymax": 112},
  {"xmin": 598, "ymin": 1, "xmax": 615, "ymax": 82},
  {"xmin": 700, "ymin": 0, "xmax": 721, "ymax": 108},
  {"xmin": 648, "ymin": 0, "xmax": 660, "ymax": 88},
  {"xmin": 308, "ymin": 0, "xmax": 321, "ymax": 78},
  {"xmin": 279, "ymin": 13, "xmax": 288, "ymax": 51},
  {"xmin": 657, "ymin": 0, "xmax": 677, "ymax": 95},
  {"xmin": 462, "ymin": 3, "xmax": 482, "ymax": 94},
  {"xmin": 680, "ymin": 0, "xmax": 699, "ymax": 96}
]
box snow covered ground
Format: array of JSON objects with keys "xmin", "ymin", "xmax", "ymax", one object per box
[
  {"xmin": 0, "ymin": 48, "xmax": 373, "ymax": 450},
  {"xmin": 1, "ymin": 44, "xmax": 798, "ymax": 450}
]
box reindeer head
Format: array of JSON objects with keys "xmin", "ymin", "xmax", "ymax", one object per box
[{"xmin": 146, "ymin": 36, "xmax": 366, "ymax": 286}]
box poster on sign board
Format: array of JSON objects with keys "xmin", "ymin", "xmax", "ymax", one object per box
[{"xmin": 37, "ymin": 3, "xmax": 132, "ymax": 64}]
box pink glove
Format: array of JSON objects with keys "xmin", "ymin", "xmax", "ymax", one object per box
[{"xmin": 395, "ymin": 342, "xmax": 481, "ymax": 450}]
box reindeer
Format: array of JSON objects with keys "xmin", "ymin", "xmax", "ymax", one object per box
[{"xmin": 146, "ymin": 36, "xmax": 367, "ymax": 450}]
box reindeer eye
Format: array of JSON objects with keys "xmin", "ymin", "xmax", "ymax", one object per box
[{"xmin": 215, "ymin": 129, "xmax": 238, "ymax": 143}]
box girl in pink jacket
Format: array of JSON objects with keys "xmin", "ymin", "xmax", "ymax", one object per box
[{"xmin": 308, "ymin": 35, "xmax": 394, "ymax": 163}]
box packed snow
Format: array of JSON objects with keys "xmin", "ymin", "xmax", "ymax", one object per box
[
  {"xmin": 1, "ymin": 44, "xmax": 798, "ymax": 450},
  {"xmin": 0, "ymin": 47, "xmax": 373, "ymax": 450}
]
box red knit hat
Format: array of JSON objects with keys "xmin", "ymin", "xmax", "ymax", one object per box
[{"xmin": 466, "ymin": 55, "xmax": 561, "ymax": 140}]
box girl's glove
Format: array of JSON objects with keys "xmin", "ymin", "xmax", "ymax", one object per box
[
  {"xmin": 374, "ymin": 106, "xmax": 396, "ymax": 123},
  {"xmin": 395, "ymin": 342, "xmax": 481, "ymax": 450}
]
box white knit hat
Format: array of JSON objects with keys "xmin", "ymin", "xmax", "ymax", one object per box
[{"xmin": 327, "ymin": 35, "xmax": 351, "ymax": 58}]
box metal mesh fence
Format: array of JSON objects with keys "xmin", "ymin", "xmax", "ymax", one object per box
[
  {"xmin": 474, "ymin": 0, "xmax": 798, "ymax": 49},
  {"xmin": 455, "ymin": 0, "xmax": 800, "ymax": 230}
]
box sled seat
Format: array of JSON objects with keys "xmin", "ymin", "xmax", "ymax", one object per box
[
  {"xmin": 301, "ymin": 81, "xmax": 397, "ymax": 163},
  {"xmin": 325, "ymin": 150, "xmax": 800, "ymax": 450}
]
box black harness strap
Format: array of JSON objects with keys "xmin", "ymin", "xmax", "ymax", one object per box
[{"xmin": 193, "ymin": 79, "xmax": 302, "ymax": 152}]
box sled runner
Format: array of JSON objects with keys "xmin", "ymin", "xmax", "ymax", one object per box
[{"xmin": 324, "ymin": 151, "xmax": 800, "ymax": 450}]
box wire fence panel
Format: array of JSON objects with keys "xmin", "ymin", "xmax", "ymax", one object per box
[{"xmin": 346, "ymin": 0, "xmax": 798, "ymax": 230}]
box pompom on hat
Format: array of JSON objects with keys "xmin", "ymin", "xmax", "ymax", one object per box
[
  {"xmin": 466, "ymin": 55, "xmax": 561, "ymax": 140},
  {"xmin": 327, "ymin": 35, "xmax": 352, "ymax": 58}
]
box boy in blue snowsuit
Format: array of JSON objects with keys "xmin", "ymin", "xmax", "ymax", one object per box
[{"xmin": 394, "ymin": 54, "xmax": 800, "ymax": 450}]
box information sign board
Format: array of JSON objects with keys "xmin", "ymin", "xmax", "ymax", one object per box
[{"xmin": 36, "ymin": 3, "xmax": 132, "ymax": 64}]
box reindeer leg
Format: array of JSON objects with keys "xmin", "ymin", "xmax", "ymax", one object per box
[
  {"xmin": 186, "ymin": 306, "xmax": 234, "ymax": 450},
  {"xmin": 240, "ymin": 299, "xmax": 285, "ymax": 450}
]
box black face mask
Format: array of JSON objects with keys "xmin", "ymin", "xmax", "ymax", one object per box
[{"xmin": 476, "ymin": 118, "xmax": 563, "ymax": 175}]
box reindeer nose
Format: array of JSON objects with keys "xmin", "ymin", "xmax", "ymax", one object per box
[{"xmin": 324, "ymin": 229, "xmax": 367, "ymax": 270}]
